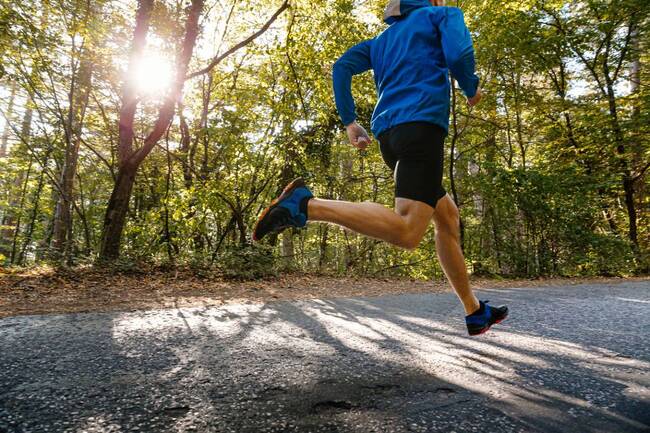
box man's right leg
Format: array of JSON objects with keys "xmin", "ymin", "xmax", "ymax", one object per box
[
  {"xmin": 432, "ymin": 194, "xmax": 480, "ymax": 315},
  {"xmin": 308, "ymin": 193, "xmax": 478, "ymax": 309},
  {"xmin": 308, "ymin": 197, "xmax": 434, "ymax": 250}
]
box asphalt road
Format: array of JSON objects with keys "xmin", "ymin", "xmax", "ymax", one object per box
[{"xmin": 1, "ymin": 280, "xmax": 649, "ymax": 433}]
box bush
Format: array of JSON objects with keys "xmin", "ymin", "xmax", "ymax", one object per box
[
  {"xmin": 464, "ymin": 165, "xmax": 638, "ymax": 277},
  {"xmin": 218, "ymin": 243, "xmax": 277, "ymax": 280}
]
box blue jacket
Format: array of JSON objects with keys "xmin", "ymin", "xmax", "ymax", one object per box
[{"xmin": 332, "ymin": 0, "xmax": 479, "ymax": 136}]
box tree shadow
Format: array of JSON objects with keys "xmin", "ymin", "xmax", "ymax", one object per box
[{"xmin": 1, "ymin": 282, "xmax": 649, "ymax": 432}]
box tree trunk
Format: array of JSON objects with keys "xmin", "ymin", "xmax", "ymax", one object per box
[
  {"xmin": 99, "ymin": 0, "xmax": 204, "ymax": 260},
  {"xmin": 340, "ymin": 156, "xmax": 357, "ymax": 268},
  {"xmin": 604, "ymin": 61, "xmax": 638, "ymax": 249},
  {"xmin": 75, "ymin": 172, "xmax": 93, "ymax": 255},
  {"xmin": 179, "ymin": 78, "xmax": 211, "ymax": 253},
  {"xmin": 52, "ymin": 48, "xmax": 94, "ymax": 262},
  {"xmin": 0, "ymin": 81, "xmax": 18, "ymax": 255},
  {"xmin": 235, "ymin": 210, "xmax": 247, "ymax": 245},
  {"xmin": 319, "ymin": 225, "xmax": 329, "ymax": 271},
  {"xmin": 1, "ymin": 104, "xmax": 33, "ymax": 258},
  {"xmin": 18, "ymin": 166, "xmax": 46, "ymax": 265},
  {"xmin": 97, "ymin": 0, "xmax": 153, "ymax": 261},
  {"xmin": 10, "ymin": 160, "xmax": 33, "ymax": 264},
  {"xmin": 625, "ymin": 26, "xmax": 642, "ymax": 255},
  {"xmin": 99, "ymin": 165, "xmax": 138, "ymax": 259},
  {"xmin": 163, "ymin": 137, "xmax": 176, "ymax": 262},
  {"xmin": 512, "ymin": 71, "xmax": 526, "ymax": 168},
  {"xmin": 281, "ymin": 230, "xmax": 294, "ymax": 269}
]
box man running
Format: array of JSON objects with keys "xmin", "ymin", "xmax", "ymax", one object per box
[{"xmin": 253, "ymin": 0, "xmax": 507, "ymax": 335}]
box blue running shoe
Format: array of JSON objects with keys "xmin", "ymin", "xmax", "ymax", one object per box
[
  {"xmin": 466, "ymin": 300, "xmax": 508, "ymax": 336},
  {"xmin": 252, "ymin": 178, "xmax": 313, "ymax": 241}
]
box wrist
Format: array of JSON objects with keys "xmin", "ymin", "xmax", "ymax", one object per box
[{"xmin": 466, "ymin": 78, "xmax": 480, "ymax": 99}]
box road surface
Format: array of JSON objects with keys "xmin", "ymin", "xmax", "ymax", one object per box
[{"xmin": 1, "ymin": 280, "xmax": 649, "ymax": 432}]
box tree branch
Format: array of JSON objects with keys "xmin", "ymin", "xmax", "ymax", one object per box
[
  {"xmin": 185, "ymin": 0, "xmax": 290, "ymax": 80},
  {"xmin": 613, "ymin": 18, "xmax": 635, "ymax": 83},
  {"xmin": 79, "ymin": 136, "xmax": 116, "ymax": 179}
]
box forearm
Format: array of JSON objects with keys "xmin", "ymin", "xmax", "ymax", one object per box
[
  {"xmin": 440, "ymin": 7, "xmax": 479, "ymax": 98},
  {"xmin": 331, "ymin": 40, "xmax": 371, "ymax": 125},
  {"xmin": 449, "ymin": 52, "xmax": 479, "ymax": 98},
  {"xmin": 332, "ymin": 63, "xmax": 357, "ymax": 125}
]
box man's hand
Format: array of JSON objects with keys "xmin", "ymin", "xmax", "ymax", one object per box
[
  {"xmin": 346, "ymin": 121, "xmax": 371, "ymax": 150},
  {"xmin": 467, "ymin": 89, "xmax": 482, "ymax": 107}
]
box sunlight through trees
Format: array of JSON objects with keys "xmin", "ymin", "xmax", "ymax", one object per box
[{"xmin": 0, "ymin": 0, "xmax": 648, "ymax": 277}]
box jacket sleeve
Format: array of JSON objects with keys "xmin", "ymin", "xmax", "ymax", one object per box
[
  {"xmin": 439, "ymin": 7, "xmax": 479, "ymax": 98},
  {"xmin": 332, "ymin": 40, "xmax": 372, "ymax": 126}
]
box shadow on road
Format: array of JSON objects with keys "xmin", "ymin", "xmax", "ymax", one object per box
[{"xmin": 1, "ymin": 283, "xmax": 649, "ymax": 432}]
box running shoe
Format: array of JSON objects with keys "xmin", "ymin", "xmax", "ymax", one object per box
[
  {"xmin": 466, "ymin": 300, "xmax": 508, "ymax": 336},
  {"xmin": 252, "ymin": 178, "xmax": 313, "ymax": 241}
]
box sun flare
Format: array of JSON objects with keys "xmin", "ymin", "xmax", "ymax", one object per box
[{"xmin": 131, "ymin": 53, "xmax": 174, "ymax": 95}]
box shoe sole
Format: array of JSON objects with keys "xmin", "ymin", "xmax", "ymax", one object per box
[
  {"xmin": 468, "ymin": 311, "xmax": 508, "ymax": 336},
  {"xmin": 252, "ymin": 177, "xmax": 306, "ymax": 241}
]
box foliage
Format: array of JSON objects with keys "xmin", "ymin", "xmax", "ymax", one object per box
[
  {"xmin": 0, "ymin": 0, "xmax": 648, "ymax": 278},
  {"xmin": 218, "ymin": 244, "xmax": 278, "ymax": 280}
]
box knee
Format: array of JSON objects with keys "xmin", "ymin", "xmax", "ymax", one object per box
[
  {"xmin": 396, "ymin": 230, "xmax": 423, "ymax": 250},
  {"xmin": 435, "ymin": 201, "xmax": 460, "ymax": 236}
]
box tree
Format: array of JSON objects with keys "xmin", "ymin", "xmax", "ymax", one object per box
[{"xmin": 99, "ymin": 0, "xmax": 289, "ymax": 260}]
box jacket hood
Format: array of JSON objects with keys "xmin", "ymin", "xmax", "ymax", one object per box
[{"xmin": 383, "ymin": 0, "xmax": 431, "ymax": 24}]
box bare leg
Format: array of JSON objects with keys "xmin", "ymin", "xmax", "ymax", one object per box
[
  {"xmin": 432, "ymin": 195, "xmax": 480, "ymax": 315},
  {"xmin": 308, "ymin": 194, "xmax": 480, "ymax": 314},
  {"xmin": 308, "ymin": 197, "xmax": 434, "ymax": 250}
]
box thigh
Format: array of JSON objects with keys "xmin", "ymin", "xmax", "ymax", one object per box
[{"xmin": 392, "ymin": 123, "xmax": 447, "ymax": 208}]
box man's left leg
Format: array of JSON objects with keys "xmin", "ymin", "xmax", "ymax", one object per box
[
  {"xmin": 432, "ymin": 194, "xmax": 480, "ymax": 315},
  {"xmin": 308, "ymin": 193, "xmax": 508, "ymax": 335}
]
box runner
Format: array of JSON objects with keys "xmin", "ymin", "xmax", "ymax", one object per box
[{"xmin": 253, "ymin": 0, "xmax": 507, "ymax": 335}]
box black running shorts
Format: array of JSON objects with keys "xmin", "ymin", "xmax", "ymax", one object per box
[{"xmin": 377, "ymin": 121, "xmax": 447, "ymax": 209}]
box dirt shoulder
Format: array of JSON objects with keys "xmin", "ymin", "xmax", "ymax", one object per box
[{"xmin": 1, "ymin": 266, "xmax": 647, "ymax": 318}]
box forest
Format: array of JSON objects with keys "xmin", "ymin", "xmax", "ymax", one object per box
[{"xmin": 1, "ymin": 0, "xmax": 648, "ymax": 279}]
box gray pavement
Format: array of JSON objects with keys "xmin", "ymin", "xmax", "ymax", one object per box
[{"xmin": 1, "ymin": 280, "xmax": 649, "ymax": 433}]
